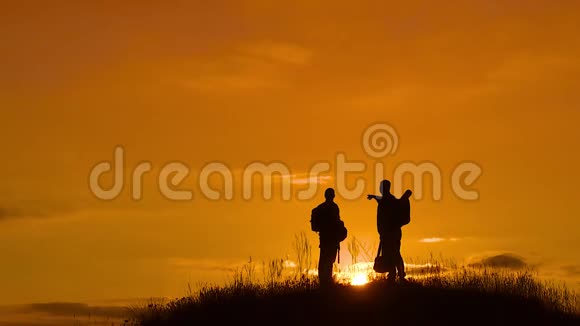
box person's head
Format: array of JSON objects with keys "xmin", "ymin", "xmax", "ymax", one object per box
[
  {"xmin": 324, "ymin": 188, "xmax": 335, "ymax": 201},
  {"xmin": 380, "ymin": 180, "xmax": 391, "ymax": 195}
]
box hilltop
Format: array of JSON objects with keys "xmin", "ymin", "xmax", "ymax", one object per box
[{"xmin": 134, "ymin": 269, "xmax": 579, "ymax": 326}]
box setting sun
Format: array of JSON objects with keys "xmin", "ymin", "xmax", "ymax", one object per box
[{"xmin": 350, "ymin": 273, "xmax": 370, "ymax": 286}]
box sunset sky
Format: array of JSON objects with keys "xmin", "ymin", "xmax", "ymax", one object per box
[{"xmin": 1, "ymin": 1, "xmax": 579, "ymax": 323}]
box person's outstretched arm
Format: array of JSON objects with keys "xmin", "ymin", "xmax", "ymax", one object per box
[{"xmin": 367, "ymin": 194, "xmax": 382, "ymax": 202}]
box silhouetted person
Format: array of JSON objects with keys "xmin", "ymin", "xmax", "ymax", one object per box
[
  {"xmin": 310, "ymin": 188, "xmax": 341, "ymax": 286},
  {"xmin": 368, "ymin": 180, "xmax": 408, "ymax": 282}
]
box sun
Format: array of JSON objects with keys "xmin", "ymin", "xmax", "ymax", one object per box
[{"xmin": 350, "ymin": 272, "xmax": 369, "ymax": 286}]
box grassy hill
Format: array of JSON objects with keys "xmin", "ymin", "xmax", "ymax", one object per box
[{"xmin": 133, "ymin": 268, "xmax": 579, "ymax": 326}]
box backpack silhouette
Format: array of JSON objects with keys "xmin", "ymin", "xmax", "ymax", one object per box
[
  {"xmin": 311, "ymin": 204, "xmax": 348, "ymax": 242},
  {"xmin": 398, "ymin": 190, "xmax": 412, "ymax": 227},
  {"xmin": 310, "ymin": 205, "xmax": 323, "ymax": 232},
  {"xmin": 334, "ymin": 219, "xmax": 348, "ymax": 242}
]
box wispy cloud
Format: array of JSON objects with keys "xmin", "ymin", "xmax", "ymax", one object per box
[
  {"xmin": 467, "ymin": 252, "xmax": 527, "ymax": 270},
  {"xmin": 0, "ymin": 302, "xmax": 128, "ymax": 326},
  {"xmin": 419, "ymin": 237, "xmax": 459, "ymax": 243},
  {"xmin": 282, "ymin": 174, "xmax": 332, "ymax": 185},
  {"xmin": 183, "ymin": 41, "xmax": 312, "ymax": 92},
  {"xmin": 486, "ymin": 53, "xmax": 577, "ymax": 84},
  {"xmin": 561, "ymin": 264, "xmax": 580, "ymax": 277},
  {"xmin": 0, "ymin": 200, "xmax": 75, "ymax": 221},
  {"xmin": 236, "ymin": 172, "xmax": 333, "ymax": 186},
  {"xmin": 240, "ymin": 42, "xmax": 313, "ymax": 65},
  {"xmin": 19, "ymin": 303, "xmax": 127, "ymax": 318},
  {"xmin": 0, "ymin": 207, "xmax": 15, "ymax": 219},
  {"xmin": 166, "ymin": 257, "xmax": 237, "ymax": 272}
]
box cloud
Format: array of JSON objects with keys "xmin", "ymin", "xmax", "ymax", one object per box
[
  {"xmin": 0, "ymin": 200, "xmax": 74, "ymax": 221},
  {"xmin": 467, "ymin": 253, "xmax": 527, "ymax": 270},
  {"xmin": 0, "ymin": 303, "xmax": 129, "ymax": 326},
  {"xmin": 0, "ymin": 302, "xmax": 128, "ymax": 318},
  {"xmin": 561, "ymin": 264, "xmax": 580, "ymax": 277},
  {"xmin": 233, "ymin": 171, "xmax": 333, "ymax": 186},
  {"xmin": 166, "ymin": 258, "xmax": 237, "ymax": 272},
  {"xmin": 0, "ymin": 206, "xmax": 44, "ymax": 220},
  {"xmin": 185, "ymin": 73, "xmax": 276, "ymax": 91},
  {"xmin": 486, "ymin": 53, "xmax": 577, "ymax": 85},
  {"xmin": 166, "ymin": 257, "xmax": 302, "ymax": 278},
  {"xmin": 240, "ymin": 42, "xmax": 313, "ymax": 65},
  {"xmin": 0, "ymin": 207, "xmax": 16, "ymax": 219},
  {"xmin": 282, "ymin": 174, "xmax": 332, "ymax": 185},
  {"xmin": 419, "ymin": 237, "xmax": 459, "ymax": 243},
  {"xmin": 183, "ymin": 41, "xmax": 312, "ymax": 92}
]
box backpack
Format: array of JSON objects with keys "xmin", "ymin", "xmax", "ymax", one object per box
[
  {"xmin": 310, "ymin": 206, "xmax": 322, "ymax": 232},
  {"xmin": 398, "ymin": 190, "xmax": 412, "ymax": 227},
  {"xmin": 310, "ymin": 204, "xmax": 348, "ymax": 242},
  {"xmin": 334, "ymin": 219, "xmax": 348, "ymax": 242}
]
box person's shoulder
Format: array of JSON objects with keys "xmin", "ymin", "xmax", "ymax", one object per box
[
  {"xmin": 379, "ymin": 195, "xmax": 391, "ymax": 202},
  {"xmin": 316, "ymin": 201, "xmax": 330, "ymax": 209}
]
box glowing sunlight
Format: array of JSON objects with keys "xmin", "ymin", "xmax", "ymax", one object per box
[{"xmin": 350, "ymin": 272, "xmax": 370, "ymax": 286}]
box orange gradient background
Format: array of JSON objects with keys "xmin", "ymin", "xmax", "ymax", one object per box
[{"xmin": 1, "ymin": 1, "xmax": 579, "ymax": 321}]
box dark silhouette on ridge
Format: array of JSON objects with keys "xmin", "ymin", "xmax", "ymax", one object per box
[
  {"xmin": 368, "ymin": 180, "xmax": 411, "ymax": 282},
  {"xmin": 310, "ymin": 188, "xmax": 347, "ymax": 286}
]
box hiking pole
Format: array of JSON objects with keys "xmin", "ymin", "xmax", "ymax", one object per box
[{"xmin": 337, "ymin": 245, "xmax": 340, "ymax": 264}]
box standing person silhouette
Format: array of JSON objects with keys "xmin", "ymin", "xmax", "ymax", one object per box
[
  {"xmin": 310, "ymin": 188, "xmax": 341, "ymax": 286},
  {"xmin": 368, "ymin": 180, "xmax": 407, "ymax": 282}
]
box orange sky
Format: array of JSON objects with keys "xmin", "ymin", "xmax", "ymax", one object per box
[{"xmin": 1, "ymin": 0, "xmax": 579, "ymax": 316}]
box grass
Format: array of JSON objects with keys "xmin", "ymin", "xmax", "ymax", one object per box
[
  {"xmin": 132, "ymin": 271, "xmax": 579, "ymax": 325},
  {"xmin": 130, "ymin": 234, "xmax": 579, "ymax": 326}
]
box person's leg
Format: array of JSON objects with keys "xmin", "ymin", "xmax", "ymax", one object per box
[
  {"xmin": 318, "ymin": 245, "xmax": 328, "ymax": 284},
  {"xmin": 318, "ymin": 243, "xmax": 336, "ymax": 285},
  {"xmin": 317, "ymin": 247, "xmax": 324, "ymax": 282},
  {"xmin": 386, "ymin": 261, "xmax": 396, "ymax": 281},
  {"xmin": 395, "ymin": 229, "xmax": 406, "ymax": 279},
  {"xmin": 396, "ymin": 252, "xmax": 405, "ymax": 280},
  {"xmin": 384, "ymin": 234, "xmax": 397, "ymax": 282}
]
